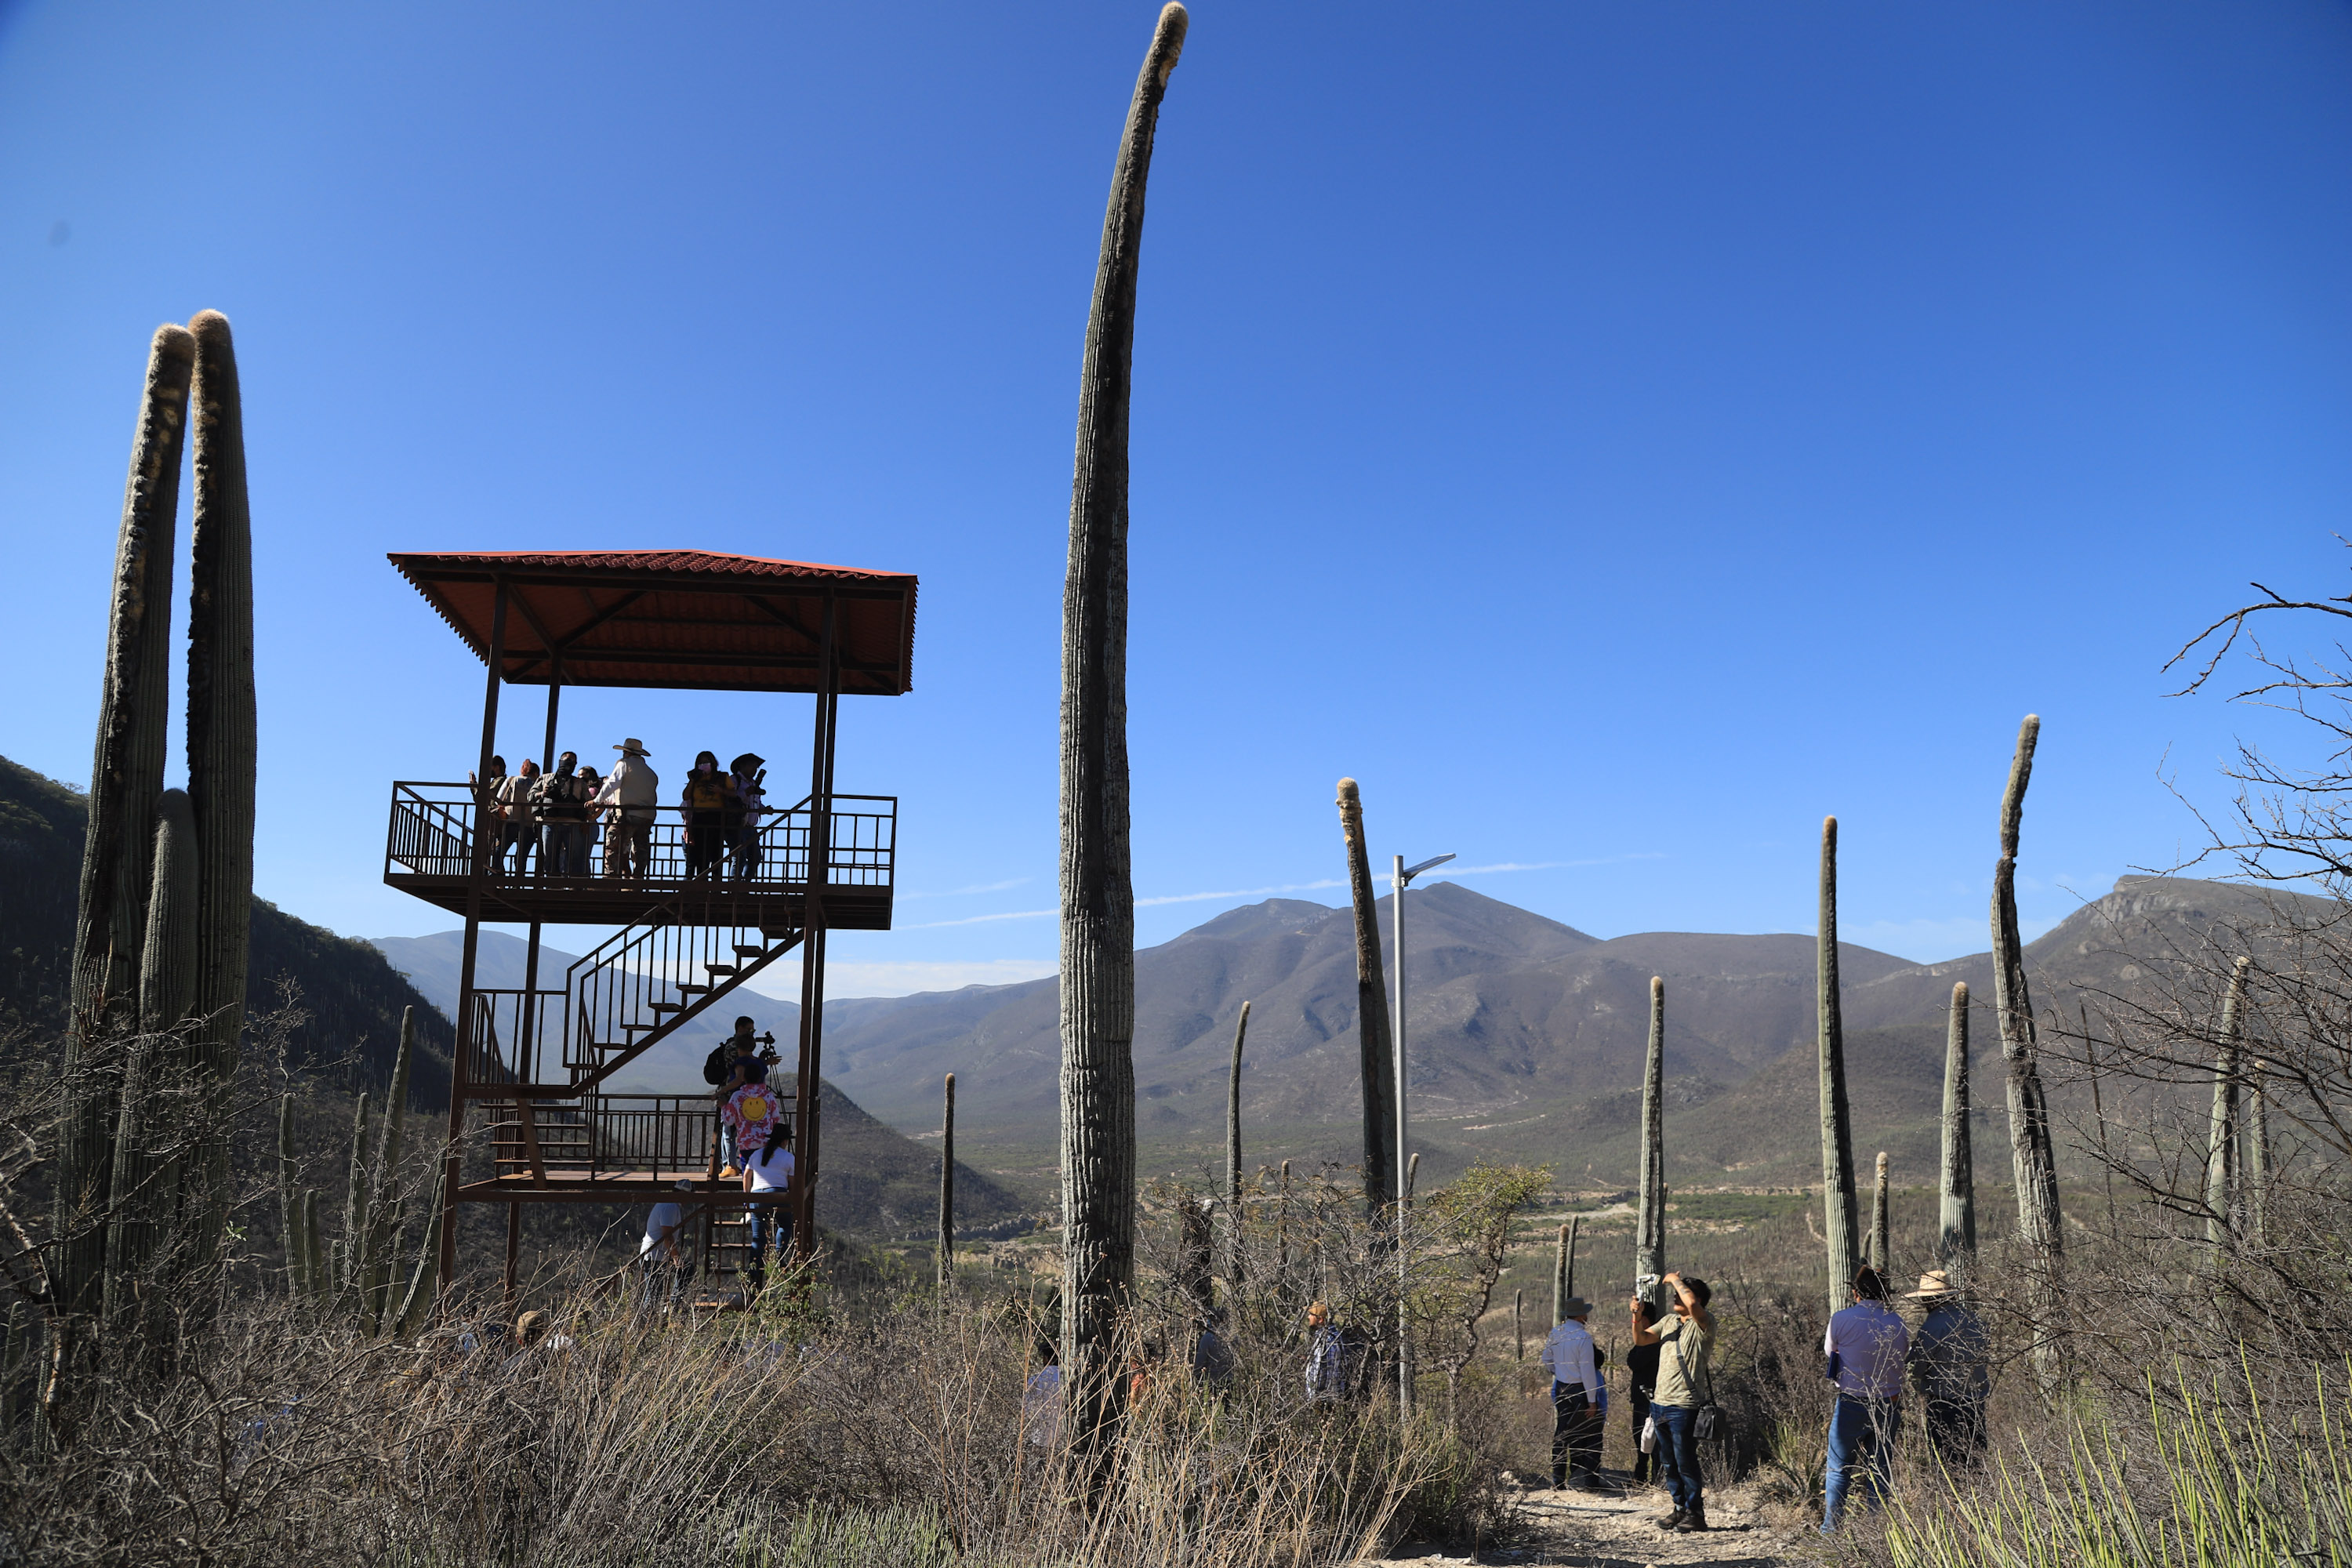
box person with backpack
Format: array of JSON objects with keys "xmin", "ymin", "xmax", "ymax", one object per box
[
  {"xmin": 739, "ymin": 1120, "xmax": 794, "ymax": 1291},
  {"xmin": 532, "ymin": 750, "xmax": 593, "ymax": 878},
  {"xmin": 1630, "ymin": 1271, "xmax": 1717, "ymax": 1534},
  {"xmin": 680, "ymin": 750, "xmax": 739, "ymax": 882},
  {"xmin": 1304, "ymin": 1301, "xmax": 1351, "ymax": 1403},
  {"xmin": 1543, "ymin": 1295, "xmax": 1607, "ymax": 1491},
  {"xmin": 1822, "ymin": 1266, "xmax": 1910, "ymax": 1533},
  {"xmin": 717, "ymin": 1067, "xmax": 780, "ymax": 1182}
]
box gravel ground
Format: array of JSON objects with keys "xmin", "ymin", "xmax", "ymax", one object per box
[{"xmin": 1356, "ymin": 1476, "xmax": 1809, "ymax": 1567}]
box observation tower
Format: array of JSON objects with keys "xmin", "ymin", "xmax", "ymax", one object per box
[{"xmin": 380, "ymin": 549, "xmax": 915, "ymax": 1294}]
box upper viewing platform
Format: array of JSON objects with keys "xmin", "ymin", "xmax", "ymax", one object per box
[{"xmin": 383, "ymin": 785, "xmax": 895, "ymax": 927}]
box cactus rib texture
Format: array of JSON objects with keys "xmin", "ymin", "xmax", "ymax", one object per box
[
  {"xmin": 58, "ymin": 324, "xmax": 197, "ymax": 1321},
  {"xmin": 1635, "ymin": 976, "xmax": 1668, "ymax": 1308},
  {"xmin": 1335, "ymin": 779, "xmax": 1395, "ymax": 1217},
  {"xmin": 2205, "ymin": 956, "xmax": 2252, "ymax": 1249},
  {"xmin": 1057, "ymin": 1, "xmax": 1185, "ymax": 1468},
  {"xmin": 1818, "ymin": 816, "xmax": 1860, "ymax": 1314},
  {"xmin": 1939, "ymin": 982, "xmax": 1976, "ymax": 1268}
]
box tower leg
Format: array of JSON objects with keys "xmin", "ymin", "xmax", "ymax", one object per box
[{"xmin": 504, "ymin": 1200, "xmax": 520, "ymax": 1311}]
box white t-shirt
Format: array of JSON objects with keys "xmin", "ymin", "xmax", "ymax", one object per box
[
  {"xmin": 1541, "ymin": 1319, "xmax": 1602, "ymax": 1398},
  {"xmin": 746, "ymin": 1145, "xmax": 794, "ymax": 1194},
  {"xmin": 642, "ymin": 1200, "xmax": 683, "ymax": 1256}
]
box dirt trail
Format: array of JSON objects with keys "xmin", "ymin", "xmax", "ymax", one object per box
[{"xmin": 1359, "ymin": 1479, "xmax": 1803, "ymax": 1567}]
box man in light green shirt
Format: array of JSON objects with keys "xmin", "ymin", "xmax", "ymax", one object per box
[{"xmin": 1630, "ymin": 1272, "xmax": 1715, "ymax": 1534}]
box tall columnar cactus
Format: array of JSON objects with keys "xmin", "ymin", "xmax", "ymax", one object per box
[
  {"xmin": 358, "ymin": 1008, "xmax": 419, "ymax": 1323},
  {"xmin": 1334, "ymin": 780, "xmax": 1395, "ymax": 1218},
  {"xmin": 59, "ymin": 324, "xmax": 197, "ymax": 1321},
  {"xmin": 102, "ymin": 790, "xmax": 202, "ymax": 1325},
  {"xmin": 1225, "ymin": 1001, "xmax": 1250, "ymax": 1292},
  {"xmin": 1058, "ymin": 3, "xmax": 1185, "ymax": 1459},
  {"xmin": 1550, "ymin": 1221, "xmax": 1571, "ymax": 1323},
  {"xmin": 1635, "ymin": 976, "xmax": 1668, "ymax": 1308},
  {"xmin": 939, "ymin": 1073, "xmax": 956, "ymax": 1294},
  {"xmin": 185, "ymin": 311, "xmax": 256, "ymax": 1262},
  {"xmin": 277, "ymin": 1094, "xmax": 303, "ymax": 1294},
  {"xmin": 1817, "ymin": 817, "xmax": 1860, "ymax": 1315},
  {"xmin": 1868, "ymin": 1152, "xmax": 1891, "ymax": 1275},
  {"xmin": 1990, "ymin": 717, "xmax": 2064, "ymax": 1391},
  {"xmin": 2245, "ymin": 1054, "xmax": 2273, "ymax": 1249},
  {"xmin": 1939, "ymin": 982, "xmax": 1976, "ymax": 1269},
  {"xmin": 2205, "ymin": 956, "xmax": 2251, "ymax": 1250}
]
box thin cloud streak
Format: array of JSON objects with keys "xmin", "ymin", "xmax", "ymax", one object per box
[
  {"xmin": 898, "ymin": 877, "xmax": 1032, "ymax": 901},
  {"xmin": 1436, "ymin": 854, "xmax": 1668, "ymax": 876}
]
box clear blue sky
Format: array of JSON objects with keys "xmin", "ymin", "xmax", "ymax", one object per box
[{"xmin": 6, "ymin": 2, "xmax": 2350, "ymax": 999}]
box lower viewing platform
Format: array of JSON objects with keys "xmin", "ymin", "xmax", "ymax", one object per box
[
  {"xmin": 463, "ymin": 1091, "xmax": 797, "ymax": 1204},
  {"xmin": 383, "ymin": 782, "xmax": 895, "ymax": 929}
]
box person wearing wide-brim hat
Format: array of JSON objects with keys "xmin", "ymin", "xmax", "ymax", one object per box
[
  {"xmin": 593, "ymin": 739, "xmax": 660, "ymax": 883},
  {"xmin": 727, "ymin": 752, "xmax": 768, "ymax": 881},
  {"xmin": 1544, "ymin": 1295, "xmax": 1608, "ymax": 1491},
  {"xmin": 1904, "ymin": 1269, "xmax": 1989, "ymax": 1467}
]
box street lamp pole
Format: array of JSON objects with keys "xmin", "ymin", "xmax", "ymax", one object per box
[{"xmin": 1392, "ymin": 849, "xmax": 1453, "ymax": 1417}]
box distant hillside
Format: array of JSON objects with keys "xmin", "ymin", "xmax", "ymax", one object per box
[{"xmin": 1, "ymin": 756, "xmax": 455, "ymax": 1104}]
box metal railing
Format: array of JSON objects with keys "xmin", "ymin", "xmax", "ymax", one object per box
[
  {"xmin": 385, "ymin": 782, "xmax": 895, "ymax": 891},
  {"xmin": 564, "ymin": 906, "xmax": 796, "ymax": 1080},
  {"xmin": 464, "ymin": 988, "xmax": 568, "ymax": 1087},
  {"xmin": 482, "ymin": 1092, "xmax": 797, "ymax": 1181}
]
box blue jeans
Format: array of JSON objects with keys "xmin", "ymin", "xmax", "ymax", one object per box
[
  {"xmin": 744, "ymin": 1203, "xmax": 793, "ymax": 1291},
  {"xmin": 1824, "ymin": 1395, "xmax": 1903, "ymax": 1531},
  {"xmin": 1652, "ymin": 1403, "xmax": 1703, "ymax": 1512},
  {"xmin": 543, "ymin": 822, "xmax": 589, "ymax": 877}
]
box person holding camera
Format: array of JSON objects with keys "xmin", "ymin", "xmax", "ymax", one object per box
[{"xmin": 1630, "ymin": 1271, "xmax": 1716, "ymax": 1534}]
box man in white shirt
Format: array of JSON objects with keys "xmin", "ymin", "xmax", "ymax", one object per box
[
  {"xmin": 1822, "ymin": 1267, "xmax": 1910, "ymax": 1532},
  {"xmin": 741, "ymin": 1126, "xmax": 795, "ymax": 1294},
  {"xmin": 640, "ymin": 1179, "xmax": 691, "ymax": 1312},
  {"xmin": 1543, "ymin": 1295, "xmax": 1607, "ymax": 1490},
  {"xmin": 596, "ymin": 739, "xmax": 659, "ymax": 883}
]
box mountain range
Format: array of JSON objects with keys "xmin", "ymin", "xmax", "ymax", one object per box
[{"xmin": 379, "ymin": 872, "xmax": 2302, "ymax": 1197}]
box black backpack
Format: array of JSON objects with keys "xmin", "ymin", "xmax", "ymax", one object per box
[{"xmin": 702, "ymin": 1044, "xmax": 731, "ymax": 1086}]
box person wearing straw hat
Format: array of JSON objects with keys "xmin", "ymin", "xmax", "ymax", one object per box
[
  {"xmin": 1904, "ymin": 1269, "xmax": 1989, "ymax": 1465},
  {"xmin": 1542, "ymin": 1295, "xmax": 1607, "ymax": 1490},
  {"xmin": 594, "ymin": 739, "xmax": 659, "ymax": 883}
]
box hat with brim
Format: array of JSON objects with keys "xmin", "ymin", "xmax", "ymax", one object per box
[
  {"xmin": 731, "ymin": 752, "xmax": 764, "ymax": 775},
  {"xmin": 615, "ymin": 738, "xmax": 651, "ymax": 756},
  {"xmin": 1559, "ymin": 1296, "xmax": 1593, "ymax": 1319},
  {"xmin": 1903, "ymin": 1269, "xmax": 1958, "ymax": 1300}
]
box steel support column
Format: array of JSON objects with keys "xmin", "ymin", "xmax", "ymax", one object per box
[{"xmin": 441, "ymin": 579, "xmax": 508, "ymax": 1294}]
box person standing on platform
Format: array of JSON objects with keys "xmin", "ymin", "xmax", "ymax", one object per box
[
  {"xmin": 1822, "ymin": 1267, "xmax": 1910, "ymax": 1533},
  {"xmin": 499, "ymin": 758, "xmax": 541, "ymax": 876},
  {"xmin": 575, "ymin": 764, "xmax": 603, "ymax": 874},
  {"xmin": 681, "ymin": 751, "xmax": 737, "ymax": 882},
  {"xmin": 740, "ymin": 1122, "xmax": 794, "ymax": 1292},
  {"xmin": 720, "ymin": 1074, "xmax": 781, "ymax": 1182},
  {"xmin": 533, "ymin": 751, "xmax": 593, "ymax": 878},
  {"xmin": 728, "ymin": 753, "xmax": 767, "ymax": 881},
  {"xmin": 597, "ymin": 739, "xmax": 658, "ymax": 883},
  {"xmin": 1543, "ymin": 1295, "xmax": 1607, "ymax": 1490}
]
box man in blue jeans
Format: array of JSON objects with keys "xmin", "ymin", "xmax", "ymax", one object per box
[
  {"xmin": 1629, "ymin": 1271, "xmax": 1715, "ymax": 1534},
  {"xmin": 1822, "ymin": 1266, "xmax": 1911, "ymax": 1532}
]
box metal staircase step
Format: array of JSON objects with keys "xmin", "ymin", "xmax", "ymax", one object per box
[
  {"xmin": 677, "ymin": 984, "xmax": 712, "ymax": 996},
  {"xmin": 650, "ymin": 1002, "xmax": 683, "ymax": 1014},
  {"xmin": 734, "ymin": 946, "xmax": 765, "ymax": 958},
  {"xmin": 704, "ymin": 964, "xmax": 739, "ymax": 977}
]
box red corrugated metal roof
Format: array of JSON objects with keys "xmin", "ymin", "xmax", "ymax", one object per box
[{"xmin": 388, "ymin": 550, "xmax": 917, "ymax": 696}]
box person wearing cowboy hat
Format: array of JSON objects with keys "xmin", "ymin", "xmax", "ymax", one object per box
[
  {"xmin": 593, "ymin": 739, "xmax": 659, "ymax": 884},
  {"xmin": 1542, "ymin": 1294, "xmax": 1608, "ymax": 1490},
  {"xmin": 1904, "ymin": 1269, "xmax": 1989, "ymax": 1465}
]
